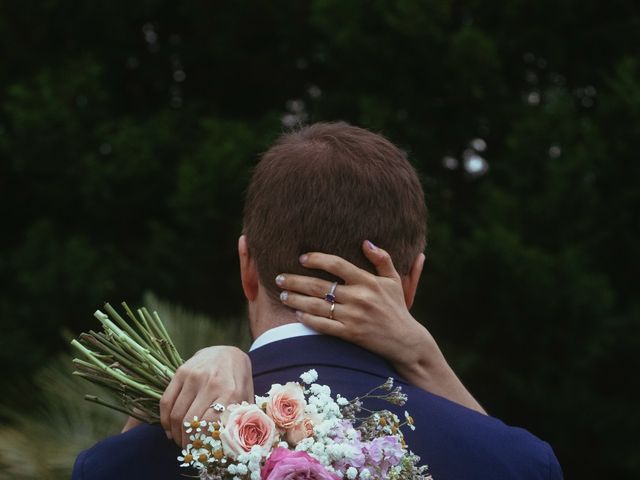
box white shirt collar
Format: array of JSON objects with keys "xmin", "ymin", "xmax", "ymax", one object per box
[{"xmin": 249, "ymin": 322, "xmax": 321, "ymax": 352}]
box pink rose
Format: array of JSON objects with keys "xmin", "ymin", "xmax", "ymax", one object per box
[
  {"xmin": 261, "ymin": 448, "xmax": 340, "ymax": 480},
  {"xmin": 285, "ymin": 416, "xmax": 315, "ymax": 445},
  {"xmin": 266, "ymin": 382, "xmax": 306, "ymax": 430},
  {"xmin": 220, "ymin": 403, "xmax": 278, "ymax": 458}
]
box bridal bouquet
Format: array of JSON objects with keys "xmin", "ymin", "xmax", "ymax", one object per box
[
  {"xmin": 71, "ymin": 303, "xmax": 432, "ymax": 479},
  {"xmin": 179, "ymin": 371, "xmax": 433, "ymax": 480}
]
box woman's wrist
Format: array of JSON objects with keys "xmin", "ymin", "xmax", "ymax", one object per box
[
  {"xmin": 392, "ymin": 319, "xmax": 446, "ymax": 379},
  {"xmin": 391, "ymin": 320, "xmax": 487, "ymax": 415}
]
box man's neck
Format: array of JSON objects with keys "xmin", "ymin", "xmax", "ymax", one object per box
[{"xmin": 248, "ymin": 289, "xmax": 300, "ymax": 340}]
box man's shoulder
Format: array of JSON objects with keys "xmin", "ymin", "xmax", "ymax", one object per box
[
  {"xmin": 72, "ymin": 424, "xmax": 182, "ymax": 480},
  {"xmin": 250, "ymin": 336, "xmax": 562, "ymax": 479}
]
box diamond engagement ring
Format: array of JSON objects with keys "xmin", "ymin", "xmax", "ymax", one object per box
[
  {"xmin": 324, "ymin": 281, "xmax": 338, "ymax": 303},
  {"xmin": 210, "ymin": 402, "xmax": 225, "ymax": 413}
]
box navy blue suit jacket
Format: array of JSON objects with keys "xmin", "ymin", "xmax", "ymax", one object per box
[{"xmin": 73, "ymin": 335, "xmax": 563, "ymax": 479}]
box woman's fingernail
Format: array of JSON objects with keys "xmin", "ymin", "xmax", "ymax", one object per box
[
  {"xmin": 295, "ymin": 310, "xmax": 304, "ymax": 320},
  {"xmin": 275, "ymin": 274, "xmax": 286, "ymax": 286},
  {"xmin": 165, "ymin": 431, "xmax": 172, "ymax": 440},
  {"xmin": 299, "ymin": 254, "xmax": 309, "ymax": 264},
  {"xmin": 280, "ymin": 291, "xmax": 289, "ymax": 302},
  {"xmin": 366, "ymin": 240, "xmax": 377, "ymax": 250}
]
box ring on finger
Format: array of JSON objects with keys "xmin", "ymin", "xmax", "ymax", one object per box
[
  {"xmin": 324, "ymin": 281, "xmax": 338, "ymax": 303},
  {"xmin": 209, "ymin": 402, "xmax": 225, "ymax": 413},
  {"xmin": 329, "ymin": 302, "xmax": 336, "ymax": 320}
]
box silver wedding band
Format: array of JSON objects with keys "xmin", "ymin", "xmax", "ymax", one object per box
[
  {"xmin": 324, "ymin": 281, "xmax": 338, "ymax": 303},
  {"xmin": 210, "ymin": 402, "xmax": 225, "ymax": 413}
]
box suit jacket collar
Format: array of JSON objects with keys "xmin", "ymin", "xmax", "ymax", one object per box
[{"xmin": 248, "ymin": 335, "xmax": 400, "ymax": 381}]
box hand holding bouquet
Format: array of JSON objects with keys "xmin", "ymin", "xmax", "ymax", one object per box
[{"xmin": 71, "ymin": 303, "xmax": 433, "ymax": 478}]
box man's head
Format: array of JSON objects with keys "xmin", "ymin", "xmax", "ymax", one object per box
[{"xmin": 240, "ymin": 122, "xmax": 427, "ymax": 334}]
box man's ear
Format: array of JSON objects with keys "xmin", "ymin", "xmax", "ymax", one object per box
[
  {"xmin": 401, "ymin": 252, "xmax": 425, "ymax": 309},
  {"xmin": 238, "ymin": 235, "xmax": 259, "ymax": 302}
]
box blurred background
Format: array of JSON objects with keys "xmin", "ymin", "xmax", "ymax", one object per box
[{"xmin": 1, "ymin": 0, "xmax": 639, "ymax": 478}]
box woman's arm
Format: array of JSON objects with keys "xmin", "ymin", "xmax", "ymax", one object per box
[
  {"xmin": 277, "ymin": 240, "xmax": 486, "ymax": 415},
  {"xmin": 134, "ymin": 241, "xmax": 486, "ymax": 447}
]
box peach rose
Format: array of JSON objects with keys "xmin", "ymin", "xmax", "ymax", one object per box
[
  {"xmin": 220, "ymin": 403, "xmax": 278, "ymax": 458},
  {"xmin": 266, "ymin": 382, "xmax": 307, "ymax": 430},
  {"xmin": 285, "ymin": 416, "xmax": 316, "ymax": 445}
]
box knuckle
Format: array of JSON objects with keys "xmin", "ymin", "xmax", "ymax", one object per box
[
  {"xmin": 360, "ymin": 291, "xmax": 376, "ymax": 306},
  {"xmin": 329, "ymin": 257, "xmax": 341, "ymax": 270},
  {"xmin": 313, "ymin": 281, "xmax": 326, "ymax": 297}
]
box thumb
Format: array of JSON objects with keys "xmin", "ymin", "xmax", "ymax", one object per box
[
  {"xmin": 362, "ymin": 240, "xmax": 400, "ymax": 279},
  {"xmin": 121, "ymin": 416, "xmax": 142, "ymax": 433}
]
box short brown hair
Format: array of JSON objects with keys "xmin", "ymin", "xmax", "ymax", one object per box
[{"xmin": 243, "ymin": 122, "xmax": 427, "ymax": 301}]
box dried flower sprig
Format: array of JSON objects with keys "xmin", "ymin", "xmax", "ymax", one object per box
[{"xmin": 70, "ymin": 302, "xmax": 184, "ymax": 423}]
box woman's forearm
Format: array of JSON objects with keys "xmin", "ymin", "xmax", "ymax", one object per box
[{"xmin": 394, "ymin": 326, "xmax": 487, "ymax": 415}]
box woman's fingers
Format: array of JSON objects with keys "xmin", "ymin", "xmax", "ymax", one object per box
[
  {"xmin": 276, "ymin": 273, "xmax": 355, "ymax": 303},
  {"xmin": 362, "ymin": 240, "xmax": 401, "ymax": 280},
  {"xmin": 160, "ymin": 377, "xmax": 183, "ymax": 440},
  {"xmin": 181, "ymin": 391, "xmax": 218, "ymax": 447},
  {"xmin": 276, "ymin": 273, "xmax": 330, "ymax": 298},
  {"xmin": 169, "ymin": 385, "xmax": 197, "ymax": 445},
  {"xmin": 281, "ymin": 290, "xmax": 352, "ymax": 319},
  {"xmin": 295, "ymin": 311, "xmax": 346, "ymax": 337},
  {"xmin": 299, "ymin": 252, "xmax": 371, "ymax": 285}
]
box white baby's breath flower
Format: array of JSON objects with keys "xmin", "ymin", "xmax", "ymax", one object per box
[
  {"xmin": 300, "ymin": 369, "xmax": 318, "ymax": 384},
  {"xmin": 360, "ymin": 468, "xmax": 372, "ymax": 479},
  {"xmin": 346, "ymin": 466, "xmax": 358, "ymax": 479},
  {"xmin": 249, "ymin": 445, "xmax": 264, "ymax": 461}
]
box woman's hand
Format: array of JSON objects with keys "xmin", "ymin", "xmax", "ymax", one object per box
[
  {"xmin": 159, "ymin": 345, "xmax": 254, "ymax": 447},
  {"xmin": 277, "ymin": 240, "xmax": 486, "ymax": 415}
]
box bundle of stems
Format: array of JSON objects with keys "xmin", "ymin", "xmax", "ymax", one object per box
[{"xmin": 70, "ymin": 302, "xmax": 184, "ymax": 424}]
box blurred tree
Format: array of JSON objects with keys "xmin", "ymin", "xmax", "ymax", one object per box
[{"xmin": 0, "ymin": 0, "xmax": 638, "ymax": 477}]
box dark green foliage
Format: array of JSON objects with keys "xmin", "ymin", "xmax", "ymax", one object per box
[{"xmin": 0, "ymin": 1, "xmax": 638, "ymax": 477}]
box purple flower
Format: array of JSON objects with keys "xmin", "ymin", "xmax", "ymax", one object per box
[
  {"xmin": 261, "ymin": 448, "xmax": 340, "ymax": 480},
  {"xmin": 365, "ymin": 436, "xmax": 405, "ymax": 475}
]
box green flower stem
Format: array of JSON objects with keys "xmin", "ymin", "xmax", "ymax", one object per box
[
  {"xmin": 71, "ymin": 340, "xmax": 163, "ymax": 399},
  {"xmin": 103, "ymin": 303, "xmax": 149, "ymax": 350},
  {"xmin": 135, "ymin": 311, "xmax": 174, "ymax": 369},
  {"xmin": 153, "ymin": 310, "xmax": 183, "ymax": 367},
  {"xmin": 139, "ymin": 308, "xmax": 178, "ymax": 368},
  {"xmin": 93, "ymin": 331, "xmax": 140, "ymax": 366},
  {"xmin": 85, "ymin": 395, "xmax": 148, "ymax": 422},
  {"xmin": 72, "ymin": 358, "xmax": 162, "ymax": 398},
  {"xmin": 72, "ymin": 369, "xmax": 124, "ymax": 389},
  {"xmin": 84, "ymin": 333, "xmax": 167, "ymax": 390},
  {"xmin": 93, "ymin": 314, "xmax": 175, "ymax": 380},
  {"xmin": 87, "ymin": 337, "xmax": 168, "ymax": 389}
]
